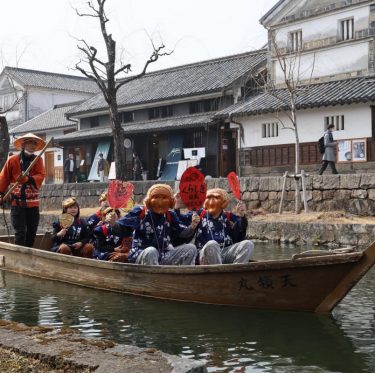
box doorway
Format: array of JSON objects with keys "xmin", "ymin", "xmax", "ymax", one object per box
[
  {"xmin": 44, "ymin": 151, "xmax": 55, "ymax": 184},
  {"xmin": 220, "ymin": 129, "xmax": 237, "ymax": 176}
]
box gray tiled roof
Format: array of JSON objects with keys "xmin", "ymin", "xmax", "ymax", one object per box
[
  {"xmin": 216, "ymin": 77, "xmax": 375, "ymax": 118},
  {"xmin": 3, "ymin": 67, "xmax": 99, "ymax": 94},
  {"xmin": 54, "ymin": 113, "xmax": 215, "ymax": 142},
  {"xmin": 10, "ymin": 103, "xmax": 78, "ymax": 135},
  {"xmin": 67, "ymin": 49, "xmax": 267, "ymax": 116}
]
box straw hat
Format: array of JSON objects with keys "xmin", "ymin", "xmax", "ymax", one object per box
[{"xmin": 14, "ymin": 133, "xmax": 46, "ymax": 151}]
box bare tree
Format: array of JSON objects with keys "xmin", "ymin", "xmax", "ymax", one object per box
[
  {"xmin": 260, "ymin": 30, "xmax": 315, "ymax": 213},
  {"xmin": 75, "ymin": 0, "xmax": 170, "ymax": 180}
]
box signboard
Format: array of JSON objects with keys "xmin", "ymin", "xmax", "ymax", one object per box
[
  {"xmin": 179, "ymin": 167, "xmax": 207, "ymax": 211},
  {"xmin": 337, "ymin": 140, "xmax": 352, "ymax": 162},
  {"xmin": 352, "ymin": 139, "xmax": 366, "ymax": 162},
  {"xmin": 337, "ymin": 138, "xmax": 367, "ymax": 163}
]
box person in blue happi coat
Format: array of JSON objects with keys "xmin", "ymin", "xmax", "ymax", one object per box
[
  {"xmin": 93, "ymin": 207, "xmax": 132, "ymax": 262},
  {"xmin": 109, "ymin": 184, "xmax": 200, "ymax": 265},
  {"xmin": 176, "ymin": 188, "xmax": 254, "ymax": 265},
  {"xmin": 51, "ymin": 197, "xmax": 94, "ymax": 258},
  {"xmin": 86, "ymin": 192, "xmax": 109, "ymax": 236}
]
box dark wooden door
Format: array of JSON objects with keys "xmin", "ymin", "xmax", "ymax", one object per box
[{"xmin": 220, "ymin": 129, "xmax": 237, "ymax": 176}]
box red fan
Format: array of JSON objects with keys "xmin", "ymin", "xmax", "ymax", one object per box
[
  {"xmin": 107, "ymin": 180, "xmax": 134, "ymax": 209},
  {"xmin": 179, "ymin": 167, "xmax": 207, "ymax": 211},
  {"xmin": 227, "ymin": 171, "xmax": 241, "ymax": 200}
]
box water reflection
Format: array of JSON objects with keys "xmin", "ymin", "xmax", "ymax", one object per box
[{"xmin": 0, "ymin": 243, "xmax": 374, "ymax": 372}]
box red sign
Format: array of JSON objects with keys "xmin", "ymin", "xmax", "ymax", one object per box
[
  {"xmin": 179, "ymin": 167, "xmax": 207, "ymax": 211},
  {"xmin": 227, "ymin": 171, "xmax": 241, "ymax": 200},
  {"xmin": 107, "ymin": 180, "xmax": 134, "ymax": 209}
]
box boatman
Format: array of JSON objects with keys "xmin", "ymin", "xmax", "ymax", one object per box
[{"xmin": 0, "ymin": 133, "xmax": 46, "ymax": 247}]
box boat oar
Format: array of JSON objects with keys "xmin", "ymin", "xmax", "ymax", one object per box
[{"xmin": 3, "ymin": 137, "xmax": 53, "ymax": 201}]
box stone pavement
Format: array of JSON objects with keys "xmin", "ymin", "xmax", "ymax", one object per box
[{"xmin": 0, "ymin": 320, "xmax": 207, "ymax": 373}]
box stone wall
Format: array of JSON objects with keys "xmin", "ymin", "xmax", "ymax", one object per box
[
  {"xmin": 2, "ymin": 174, "xmax": 375, "ymax": 245},
  {"xmin": 37, "ymin": 174, "xmax": 375, "ymax": 216},
  {"xmin": 249, "ymin": 221, "xmax": 375, "ymax": 247}
]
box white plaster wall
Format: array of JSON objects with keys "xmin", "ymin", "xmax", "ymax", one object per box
[
  {"xmin": 237, "ymin": 103, "xmax": 371, "ymax": 148},
  {"xmin": 274, "ymin": 6, "xmax": 369, "ymax": 47},
  {"xmin": 273, "ymin": 42, "xmax": 369, "ymax": 83},
  {"xmin": 272, "ymin": 4, "xmax": 370, "ymax": 82}
]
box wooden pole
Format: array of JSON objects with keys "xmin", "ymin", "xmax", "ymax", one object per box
[
  {"xmin": 278, "ymin": 171, "xmax": 288, "ymax": 214},
  {"xmin": 301, "ymin": 169, "xmax": 308, "ymax": 213}
]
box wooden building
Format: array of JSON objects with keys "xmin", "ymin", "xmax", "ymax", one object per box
[{"xmin": 56, "ymin": 50, "xmax": 267, "ymax": 180}]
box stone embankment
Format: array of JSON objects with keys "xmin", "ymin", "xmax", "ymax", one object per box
[
  {"xmin": 38, "ymin": 174, "xmax": 375, "ymax": 215},
  {"xmin": 2, "ymin": 174, "xmax": 375, "ymax": 246},
  {"xmin": 0, "ymin": 320, "xmax": 206, "ymax": 373}
]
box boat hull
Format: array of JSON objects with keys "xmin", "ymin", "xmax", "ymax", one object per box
[{"xmin": 0, "ymin": 236, "xmax": 374, "ymax": 313}]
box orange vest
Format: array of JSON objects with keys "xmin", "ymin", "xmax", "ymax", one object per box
[{"xmin": 0, "ymin": 154, "xmax": 46, "ymax": 208}]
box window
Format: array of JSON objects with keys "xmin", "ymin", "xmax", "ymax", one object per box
[
  {"xmin": 148, "ymin": 105, "xmax": 173, "ymax": 120},
  {"xmin": 0, "ymin": 93, "xmax": 17, "ymax": 111},
  {"xmin": 324, "ymin": 115, "xmax": 344, "ymax": 131},
  {"xmin": 262, "ymin": 122, "xmax": 279, "ymax": 138},
  {"xmin": 189, "ymin": 98, "xmax": 219, "ymax": 114},
  {"xmin": 89, "ymin": 117, "xmax": 99, "ymax": 128},
  {"xmin": 122, "ymin": 111, "xmax": 134, "ymax": 123},
  {"xmin": 289, "ymin": 30, "xmax": 302, "ymax": 52},
  {"xmin": 340, "ymin": 18, "xmax": 354, "ymax": 41},
  {"xmin": 193, "ymin": 130, "xmax": 204, "ymax": 146}
]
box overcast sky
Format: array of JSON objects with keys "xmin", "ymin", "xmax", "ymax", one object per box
[{"xmin": 0, "ymin": 0, "xmax": 278, "ymax": 76}]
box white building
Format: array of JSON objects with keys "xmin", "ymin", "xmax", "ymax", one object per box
[{"xmin": 218, "ymin": 0, "xmax": 375, "ymax": 175}]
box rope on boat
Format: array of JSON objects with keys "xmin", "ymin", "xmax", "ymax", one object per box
[{"xmin": 292, "ymin": 247, "xmax": 357, "ymax": 260}]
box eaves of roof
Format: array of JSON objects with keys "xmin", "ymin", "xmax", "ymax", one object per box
[
  {"xmin": 215, "ymin": 77, "xmax": 375, "ymax": 118},
  {"xmin": 55, "ymin": 113, "xmax": 216, "ymax": 142},
  {"xmin": 2, "ymin": 66, "xmax": 99, "ymax": 94}
]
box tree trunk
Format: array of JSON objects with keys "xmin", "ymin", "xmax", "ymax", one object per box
[
  {"xmin": 0, "ymin": 116, "xmax": 9, "ymax": 171},
  {"xmin": 108, "ymin": 104, "xmax": 127, "ymax": 181},
  {"xmin": 291, "ymin": 100, "xmax": 302, "ymax": 214}
]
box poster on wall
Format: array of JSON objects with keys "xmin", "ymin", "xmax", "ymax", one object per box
[
  {"xmin": 337, "ymin": 138, "xmax": 367, "ymax": 163},
  {"xmin": 352, "ymin": 139, "xmax": 366, "ymax": 162},
  {"xmin": 337, "ymin": 140, "xmax": 352, "ymax": 162}
]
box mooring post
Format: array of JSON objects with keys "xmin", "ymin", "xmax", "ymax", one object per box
[
  {"xmin": 279, "ymin": 171, "xmax": 288, "ymax": 214},
  {"xmin": 301, "ymin": 170, "xmax": 308, "ymax": 213}
]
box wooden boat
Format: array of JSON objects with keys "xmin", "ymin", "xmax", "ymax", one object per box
[{"xmin": 0, "ymin": 234, "xmax": 375, "ymax": 313}]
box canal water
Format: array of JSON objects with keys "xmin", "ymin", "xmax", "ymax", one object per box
[{"xmin": 0, "ymin": 242, "xmax": 374, "ymax": 372}]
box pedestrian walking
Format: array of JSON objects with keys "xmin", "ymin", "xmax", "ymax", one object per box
[{"xmin": 318, "ymin": 124, "xmax": 339, "ymax": 175}]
